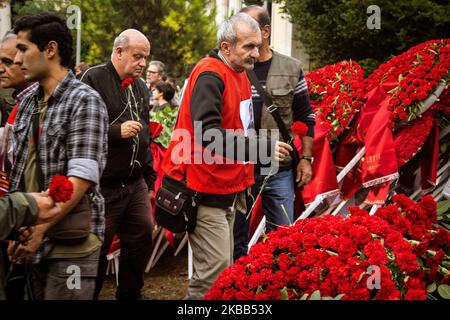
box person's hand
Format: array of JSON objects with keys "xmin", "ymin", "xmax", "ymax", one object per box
[
  {"xmin": 30, "ymin": 192, "xmax": 61, "ymax": 225},
  {"xmin": 121, "ymin": 120, "xmax": 143, "ymax": 139},
  {"xmin": 296, "ymin": 159, "xmax": 313, "ymax": 188},
  {"xmin": 274, "ymin": 141, "xmax": 293, "ymax": 162},
  {"xmin": 7, "ymin": 240, "xmax": 18, "ymax": 261},
  {"xmin": 17, "ymin": 226, "xmax": 34, "ymax": 244},
  {"xmin": 10, "ymin": 227, "xmax": 45, "ymax": 263}
]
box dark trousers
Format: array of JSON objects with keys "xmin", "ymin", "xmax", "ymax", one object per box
[
  {"xmin": 94, "ymin": 177, "xmax": 153, "ymax": 300},
  {"xmin": 233, "ymin": 169, "xmax": 295, "ymax": 261},
  {"xmin": 27, "ymin": 248, "xmax": 100, "ymax": 300}
]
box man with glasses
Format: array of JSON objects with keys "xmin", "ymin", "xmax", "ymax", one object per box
[
  {"xmin": 146, "ymin": 60, "xmax": 166, "ymax": 110},
  {"xmin": 81, "ymin": 29, "xmax": 156, "ymax": 300}
]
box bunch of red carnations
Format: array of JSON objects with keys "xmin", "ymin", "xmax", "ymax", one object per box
[
  {"xmin": 205, "ymin": 196, "xmax": 449, "ymax": 300},
  {"xmin": 365, "ymin": 39, "xmax": 450, "ymax": 123},
  {"xmin": 305, "ymin": 60, "xmax": 366, "ymax": 141}
]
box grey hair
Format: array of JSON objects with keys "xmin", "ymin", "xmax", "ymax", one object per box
[
  {"xmin": 111, "ymin": 32, "xmax": 130, "ymax": 58},
  {"xmin": 217, "ymin": 12, "xmax": 260, "ymax": 48},
  {"xmin": 149, "ymin": 60, "xmax": 166, "ymax": 74},
  {"xmin": 0, "ymin": 30, "xmax": 17, "ymax": 45},
  {"xmin": 149, "ymin": 60, "xmax": 167, "ymax": 80}
]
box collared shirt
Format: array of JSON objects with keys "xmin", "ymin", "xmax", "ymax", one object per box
[
  {"xmin": 14, "ymin": 82, "xmax": 39, "ymax": 104},
  {"xmin": 10, "ymin": 71, "xmax": 109, "ymax": 263}
]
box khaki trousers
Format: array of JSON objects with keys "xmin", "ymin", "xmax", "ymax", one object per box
[{"xmin": 186, "ymin": 192, "xmax": 246, "ymax": 300}]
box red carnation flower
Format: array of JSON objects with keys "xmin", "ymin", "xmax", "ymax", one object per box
[
  {"xmin": 290, "ymin": 121, "xmax": 308, "ymax": 137},
  {"xmin": 48, "ymin": 175, "xmax": 74, "ymax": 203},
  {"xmin": 121, "ymin": 77, "xmax": 134, "ymax": 89}
]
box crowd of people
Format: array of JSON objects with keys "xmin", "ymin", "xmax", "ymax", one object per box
[{"xmin": 0, "ymin": 4, "xmax": 315, "ymax": 300}]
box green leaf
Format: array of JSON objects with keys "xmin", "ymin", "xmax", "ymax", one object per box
[
  {"xmin": 310, "ymin": 290, "xmax": 321, "ymax": 300},
  {"xmin": 427, "ymin": 283, "xmax": 437, "ymax": 293},
  {"xmin": 300, "ymin": 293, "xmax": 309, "ymax": 300},
  {"xmin": 437, "ymin": 284, "xmax": 450, "ymax": 299},
  {"xmin": 357, "ymin": 271, "xmax": 366, "ymax": 284},
  {"xmin": 280, "ymin": 287, "xmax": 289, "ymax": 300},
  {"xmin": 334, "ymin": 294, "xmax": 346, "ymax": 300},
  {"xmin": 437, "ymin": 200, "xmax": 450, "ymax": 215},
  {"xmin": 440, "ymin": 222, "xmax": 450, "ymax": 232},
  {"xmin": 322, "ymin": 297, "xmax": 334, "ymax": 300}
]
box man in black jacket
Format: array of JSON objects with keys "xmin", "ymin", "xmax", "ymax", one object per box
[{"xmin": 81, "ymin": 29, "xmax": 156, "ymax": 300}]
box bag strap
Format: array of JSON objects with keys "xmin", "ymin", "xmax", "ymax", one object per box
[
  {"xmin": 32, "ymin": 110, "xmax": 45, "ymax": 191},
  {"xmin": 246, "ymin": 70, "xmax": 300, "ymax": 167},
  {"xmin": 246, "ymin": 70, "xmax": 292, "ymax": 143}
]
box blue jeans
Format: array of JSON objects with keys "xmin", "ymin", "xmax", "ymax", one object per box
[{"xmin": 233, "ymin": 169, "xmax": 294, "ymax": 261}]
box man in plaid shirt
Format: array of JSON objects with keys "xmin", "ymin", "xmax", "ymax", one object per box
[{"xmin": 8, "ymin": 13, "xmax": 108, "ymax": 300}]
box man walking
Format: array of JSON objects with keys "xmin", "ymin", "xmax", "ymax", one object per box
[
  {"xmin": 162, "ymin": 13, "xmax": 293, "ymax": 299},
  {"xmin": 9, "ymin": 13, "xmax": 108, "ymax": 300},
  {"xmin": 81, "ymin": 29, "xmax": 155, "ymax": 300},
  {"xmin": 233, "ymin": 5, "xmax": 316, "ymax": 261}
]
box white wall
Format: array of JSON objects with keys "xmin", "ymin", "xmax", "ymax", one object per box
[
  {"xmin": 0, "ymin": 0, "xmax": 11, "ymax": 39},
  {"xmin": 270, "ymin": 2, "xmax": 292, "ymax": 57}
]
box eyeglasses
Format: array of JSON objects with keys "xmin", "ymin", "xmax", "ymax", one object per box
[{"xmin": 147, "ymin": 70, "xmax": 159, "ymax": 74}]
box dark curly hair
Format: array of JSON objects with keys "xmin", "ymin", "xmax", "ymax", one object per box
[
  {"xmin": 14, "ymin": 12, "xmax": 73, "ymax": 68},
  {"xmin": 155, "ymin": 81, "xmax": 175, "ymax": 102}
]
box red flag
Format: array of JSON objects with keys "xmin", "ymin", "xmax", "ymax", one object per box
[
  {"xmin": 361, "ymin": 83, "xmax": 399, "ymax": 204},
  {"xmin": 339, "ymin": 82, "xmax": 399, "ymax": 202},
  {"xmin": 297, "ymin": 124, "xmax": 340, "ymax": 205}
]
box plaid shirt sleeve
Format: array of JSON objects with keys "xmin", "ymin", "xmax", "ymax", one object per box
[{"xmin": 66, "ymin": 91, "xmax": 109, "ymax": 184}]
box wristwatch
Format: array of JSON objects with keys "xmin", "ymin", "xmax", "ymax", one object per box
[{"xmin": 300, "ymin": 156, "xmax": 314, "ymax": 164}]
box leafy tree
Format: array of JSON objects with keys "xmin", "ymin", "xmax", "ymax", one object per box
[
  {"xmin": 11, "ymin": 0, "xmax": 216, "ymax": 78},
  {"xmin": 276, "ymin": 0, "xmax": 450, "ymax": 73}
]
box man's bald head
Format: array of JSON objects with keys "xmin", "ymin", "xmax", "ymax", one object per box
[
  {"xmin": 111, "ymin": 29, "xmax": 151, "ymax": 79},
  {"xmin": 112, "ymin": 29, "xmax": 150, "ymax": 57},
  {"xmin": 240, "ymin": 5, "xmax": 271, "ymax": 29}
]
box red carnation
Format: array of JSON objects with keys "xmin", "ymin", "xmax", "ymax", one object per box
[
  {"xmin": 48, "ymin": 175, "xmax": 74, "ymax": 203},
  {"xmin": 290, "ymin": 121, "xmax": 308, "ymax": 137},
  {"xmin": 121, "ymin": 77, "xmax": 134, "ymax": 89}
]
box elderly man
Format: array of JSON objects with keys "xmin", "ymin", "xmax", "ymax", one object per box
[
  {"xmin": 81, "ymin": 29, "xmax": 156, "ymax": 300},
  {"xmin": 162, "ymin": 13, "xmax": 293, "ymax": 299},
  {"xmin": 233, "ymin": 5, "xmax": 316, "ymax": 261},
  {"xmin": 0, "ymin": 31, "xmax": 38, "ymax": 186},
  {"xmin": 10, "ymin": 13, "xmax": 108, "ymax": 300},
  {"xmin": 0, "ymin": 30, "xmax": 40, "ymax": 301}
]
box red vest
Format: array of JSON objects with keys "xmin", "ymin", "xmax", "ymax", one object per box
[{"xmin": 162, "ymin": 57, "xmax": 254, "ymax": 194}]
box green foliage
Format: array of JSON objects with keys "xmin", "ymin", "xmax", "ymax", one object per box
[
  {"xmin": 300, "ymin": 290, "xmax": 345, "ymax": 300},
  {"xmin": 150, "ymin": 106, "xmax": 178, "ymax": 148},
  {"xmin": 12, "ymin": 0, "xmax": 217, "ymax": 78},
  {"xmin": 277, "ymin": 0, "xmax": 450, "ymax": 72},
  {"xmin": 437, "ymin": 200, "xmax": 450, "ymax": 231}
]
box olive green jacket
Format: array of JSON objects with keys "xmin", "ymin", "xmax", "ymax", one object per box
[{"xmin": 0, "ymin": 192, "xmax": 38, "ymax": 300}]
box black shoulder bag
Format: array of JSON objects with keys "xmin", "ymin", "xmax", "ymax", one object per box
[
  {"xmin": 246, "ymin": 70, "xmax": 300, "ymax": 182},
  {"xmin": 154, "ymin": 175, "xmax": 200, "ymax": 233}
]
